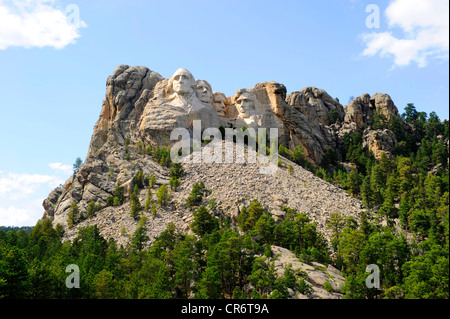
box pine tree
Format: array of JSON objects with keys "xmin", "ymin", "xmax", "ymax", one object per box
[
  {"xmin": 190, "ymin": 206, "xmax": 218, "ymax": 237},
  {"xmin": 348, "ymin": 169, "xmax": 360, "ymax": 195},
  {"xmin": 288, "ymin": 164, "xmax": 294, "ymax": 174},
  {"xmin": 150, "ymin": 174, "xmax": 157, "ymax": 188},
  {"xmin": 248, "ymin": 256, "xmax": 277, "ymax": 296},
  {"xmin": 370, "ymin": 164, "xmax": 384, "ymax": 206},
  {"xmin": 145, "ymin": 189, "xmax": 153, "ymax": 211},
  {"xmin": 238, "ymin": 206, "xmax": 249, "ymax": 232},
  {"xmin": 169, "ymin": 177, "xmax": 180, "ymax": 191},
  {"xmin": 156, "ymin": 184, "xmax": 170, "ymax": 207},
  {"xmin": 196, "ymin": 266, "xmax": 223, "ymax": 299},
  {"xmin": 169, "ymin": 163, "xmax": 184, "ymax": 178},
  {"xmin": 151, "ymin": 202, "xmax": 157, "ymax": 219},
  {"xmin": 254, "ymin": 213, "xmax": 276, "ymax": 244},
  {"xmin": 133, "ymin": 171, "xmax": 144, "ymax": 188},
  {"xmin": 106, "ymin": 196, "xmax": 114, "ymax": 207},
  {"xmin": 131, "ymin": 226, "xmax": 149, "ymax": 251},
  {"xmin": 130, "ymin": 191, "xmax": 142, "ymax": 220},
  {"xmin": 0, "ymin": 246, "xmax": 30, "ymax": 298},
  {"xmin": 386, "ymin": 172, "xmax": 400, "ymax": 199},
  {"xmin": 378, "ymin": 192, "xmax": 397, "ymax": 223},
  {"xmin": 327, "ymin": 212, "xmax": 345, "ymax": 252},
  {"xmin": 113, "ymin": 181, "xmax": 125, "ymax": 205},
  {"xmin": 144, "ymin": 174, "xmax": 150, "ymax": 187},
  {"xmin": 186, "ymin": 182, "xmax": 205, "ymax": 209},
  {"xmin": 87, "ymin": 200, "xmax": 100, "ymax": 218},
  {"xmin": 361, "ymin": 176, "xmax": 373, "ymax": 209},
  {"xmin": 73, "ymin": 157, "xmax": 83, "ymax": 173},
  {"xmin": 292, "ymin": 144, "xmax": 306, "ymax": 167},
  {"xmin": 398, "ymin": 196, "xmax": 410, "ymax": 231},
  {"xmin": 238, "ymin": 200, "xmax": 265, "ymax": 232},
  {"xmin": 67, "ymin": 202, "xmax": 80, "ymax": 228}
]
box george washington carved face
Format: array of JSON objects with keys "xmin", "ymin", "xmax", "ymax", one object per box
[{"xmin": 170, "ymin": 68, "xmax": 195, "ymax": 95}]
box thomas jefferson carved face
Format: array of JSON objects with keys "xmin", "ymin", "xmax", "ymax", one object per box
[
  {"xmin": 171, "ymin": 68, "xmax": 194, "ymax": 95},
  {"xmin": 195, "ymin": 80, "xmax": 212, "ymax": 103},
  {"xmin": 236, "ymin": 93, "xmax": 254, "ymax": 118}
]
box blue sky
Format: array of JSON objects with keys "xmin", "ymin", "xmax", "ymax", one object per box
[{"xmin": 0, "ymin": 0, "xmax": 448, "ymax": 226}]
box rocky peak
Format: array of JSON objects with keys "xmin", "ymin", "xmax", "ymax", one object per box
[
  {"xmin": 344, "ymin": 92, "xmax": 400, "ymax": 131},
  {"xmin": 88, "ymin": 65, "xmax": 163, "ymax": 158},
  {"xmin": 370, "ymin": 92, "xmax": 400, "ymax": 122},
  {"xmin": 286, "ymin": 87, "xmax": 345, "ymax": 126}
]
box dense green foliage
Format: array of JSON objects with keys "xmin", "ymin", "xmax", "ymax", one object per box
[
  {"xmin": 314, "ymin": 105, "xmax": 449, "ymax": 299},
  {"xmin": 0, "ymin": 226, "xmax": 32, "ymax": 234},
  {"xmin": 0, "ymin": 202, "xmax": 323, "ymax": 299}
]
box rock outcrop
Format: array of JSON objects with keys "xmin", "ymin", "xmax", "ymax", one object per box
[
  {"xmin": 43, "ymin": 64, "xmax": 408, "ymax": 247},
  {"xmin": 271, "ymin": 246, "xmax": 345, "ymax": 299},
  {"xmin": 88, "ymin": 65, "xmax": 164, "ymax": 158},
  {"xmin": 363, "ymin": 128, "xmax": 397, "ymax": 159},
  {"xmin": 286, "ymin": 87, "xmax": 345, "ymax": 126}
]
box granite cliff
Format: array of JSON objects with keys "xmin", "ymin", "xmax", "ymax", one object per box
[{"xmin": 42, "ymin": 65, "xmax": 407, "ymax": 246}]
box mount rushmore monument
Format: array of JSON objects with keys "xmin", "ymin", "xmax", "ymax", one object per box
[{"xmin": 43, "ymin": 64, "xmax": 407, "ymax": 247}]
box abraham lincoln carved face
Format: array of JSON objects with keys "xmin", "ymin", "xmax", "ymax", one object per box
[{"xmin": 236, "ymin": 92, "xmax": 254, "ymax": 118}]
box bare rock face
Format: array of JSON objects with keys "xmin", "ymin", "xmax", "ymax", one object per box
[
  {"xmin": 342, "ymin": 93, "xmax": 401, "ymax": 158},
  {"xmin": 271, "ymin": 246, "xmax": 344, "ymax": 299},
  {"xmin": 42, "ymin": 187, "xmax": 64, "ymax": 220},
  {"xmin": 344, "ymin": 93, "xmax": 372, "ymax": 130},
  {"xmin": 88, "ymin": 65, "xmax": 164, "ymax": 158},
  {"xmin": 363, "ymin": 129, "xmax": 397, "ymax": 159},
  {"xmin": 344, "ymin": 93, "xmax": 400, "ymax": 131},
  {"xmin": 286, "ymin": 87, "xmax": 345, "ymax": 126},
  {"xmin": 370, "ymin": 93, "xmax": 399, "ymax": 123}
]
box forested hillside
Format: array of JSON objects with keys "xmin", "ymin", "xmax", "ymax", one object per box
[
  {"xmin": 0, "ymin": 103, "xmax": 448, "ymax": 299},
  {"xmin": 310, "ymin": 104, "xmax": 449, "ymax": 298}
]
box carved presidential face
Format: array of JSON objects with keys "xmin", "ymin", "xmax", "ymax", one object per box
[
  {"xmin": 236, "ymin": 93, "xmax": 254, "ymax": 118},
  {"xmin": 195, "ymin": 80, "xmax": 212, "ymax": 103},
  {"xmin": 171, "ymin": 68, "xmax": 194, "ymax": 95}
]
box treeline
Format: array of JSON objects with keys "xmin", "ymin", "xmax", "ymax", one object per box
[{"xmin": 0, "ymin": 226, "xmax": 32, "ymax": 234}]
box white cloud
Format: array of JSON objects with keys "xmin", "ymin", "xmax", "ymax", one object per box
[
  {"xmin": 0, "ymin": 171, "xmax": 63, "ymax": 200},
  {"xmin": 361, "ymin": 0, "xmax": 449, "ymax": 67},
  {"xmin": 0, "ymin": 199, "xmax": 45, "ymax": 226},
  {"xmin": 49, "ymin": 162, "xmax": 72, "ymax": 175},
  {"xmin": 0, "ymin": 171, "xmax": 64, "ymax": 226},
  {"xmin": 0, "ymin": 0, "xmax": 87, "ymax": 50},
  {"xmin": 0, "ymin": 205, "xmax": 32, "ymax": 226}
]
